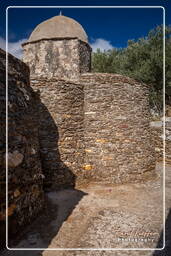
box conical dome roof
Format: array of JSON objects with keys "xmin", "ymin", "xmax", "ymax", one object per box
[{"xmin": 27, "ymin": 14, "xmax": 88, "ymax": 43}]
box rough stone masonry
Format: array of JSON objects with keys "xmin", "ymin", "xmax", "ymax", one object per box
[
  {"xmin": 0, "ymin": 49, "xmax": 44, "ymax": 245},
  {"xmin": 22, "ymin": 14, "xmax": 156, "ymax": 187},
  {"xmin": 30, "ymin": 73, "xmax": 156, "ymax": 187},
  {"xmin": 0, "ymin": 14, "xmax": 157, "ymax": 242}
]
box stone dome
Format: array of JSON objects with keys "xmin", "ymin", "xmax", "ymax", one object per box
[{"xmin": 27, "ymin": 14, "xmax": 88, "ymax": 44}]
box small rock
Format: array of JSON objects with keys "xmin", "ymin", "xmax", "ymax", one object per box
[
  {"xmin": 31, "ymin": 148, "xmax": 36, "ymax": 155},
  {"xmin": 155, "ymin": 147, "xmax": 161, "ymax": 152},
  {"xmin": 167, "ymin": 135, "xmax": 171, "ymax": 141},
  {"xmin": 150, "ymin": 121, "xmax": 163, "ymax": 128},
  {"xmin": 8, "ymin": 204, "xmax": 16, "ymax": 216},
  {"xmin": 14, "ymin": 189, "xmax": 21, "ymax": 197},
  {"xmin": 7, "ymin": 150, "xmax": 24, "ymax": 167},
  {"xmin": 166, "ymin": 108, "xmax": 171, "ymax": 117}
]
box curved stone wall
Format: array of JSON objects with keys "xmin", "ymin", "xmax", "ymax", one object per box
[
  {"xmin": 81, "ymin": 73, "xmax": 156, "ymax": 183},
  {"xmin": 30, "ymin": 73, "xmax": 156, "ymax": 187},
  {"xmin": 31, "ymin": 78, "xmax": 85, "ymax": 188}
]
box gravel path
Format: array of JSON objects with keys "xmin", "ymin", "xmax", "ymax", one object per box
[{"xmin": 1, "ymin": 162, "xmax": 170, "ymax": 256}]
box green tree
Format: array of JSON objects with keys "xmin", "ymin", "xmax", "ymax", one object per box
[{"xmin": 92, "ymin": 25, "xmax": 171, "ymax": 111}]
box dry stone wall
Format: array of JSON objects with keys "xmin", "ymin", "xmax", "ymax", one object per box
[
  {"xmin": 30, "ymin": 78, "xmax": 85, "ymax": 188},
  {"xmin": 29, "ymin": 73, "xmax": 156, "ymax": 187},
  {"xmin": 0, "ymin": 46, "xmax": 158, "ymax": 244},
  {"xmin": 81, "ymin": 73, "xmax": 156, "ymax": 183},
  {"xmin": 23, "ymin": 39, "xmax": 91, "ymax": 80},
  {"xmin": 0, "ymin": 49, "xmax": 44, "ymax": 241}
]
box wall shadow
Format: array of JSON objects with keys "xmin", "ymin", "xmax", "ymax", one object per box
[
  {"xmin": 5, "ymin": 88, "xmax": 88, "ymax": 253},
  {"xmin": 153, "ymin": 208, "xmax": 171, "ymax": 256},
  {"xmin": 35, "ymin": 90, "xmax": 76, "ymax": 190}
]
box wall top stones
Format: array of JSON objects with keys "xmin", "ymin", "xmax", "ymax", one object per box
[
  {"xmin": 29, "ymin": 72, "xmax": 149, "ymax": 87},
  {"xmin": 80, "ymin": 73, "xmax": 150, "ymax": 88},
  {"xmin": 0, "ymin": 48, "xmax": 30, "ymax": 85}
]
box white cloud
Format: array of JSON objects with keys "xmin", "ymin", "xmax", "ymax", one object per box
[
  {"xmin": 90, "ymin": 38, "xmax": 114, "ymax": 52},
  {"xmin": 0, "ymin": 37, "xmax": 114, "ymax": 57},
  {"xmin": 0, "ymin": 37, "xmax": 27, "ymax": 59}
]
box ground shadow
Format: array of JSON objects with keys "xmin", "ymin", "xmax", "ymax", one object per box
[
  {"xmin": 153, "ymin": 208, "xmax": 171, "ymax": 256},
  {"xmin": 7, "ymin": 189, "xmax": 87, "ymax": 254}
]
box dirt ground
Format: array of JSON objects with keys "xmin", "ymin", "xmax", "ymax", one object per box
[{"xmin": 1, "ymin": 162, "xmax": 170, "ymax": 256}]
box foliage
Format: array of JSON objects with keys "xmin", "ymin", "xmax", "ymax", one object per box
[{"xmin": 92, "ymin": 25, "xmax": 171, "ymax": 112}]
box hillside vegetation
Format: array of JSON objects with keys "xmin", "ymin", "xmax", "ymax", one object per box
[{"xmin": 92, "ymin": 25, "xmax": 171, "ymax": 113}]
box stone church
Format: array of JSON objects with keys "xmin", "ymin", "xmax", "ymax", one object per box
[{"xmin": 0, "ymin": 14, "xmax": 157, "ymax": 240}]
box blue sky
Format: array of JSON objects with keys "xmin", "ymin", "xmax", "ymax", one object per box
[{"xmin": 0, "ymin": 0, "xmax": 171, "ymax": 58}]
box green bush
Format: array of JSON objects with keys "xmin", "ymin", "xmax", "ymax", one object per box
[{"xmin": 92, "ymin": 25, "xmax": 171, "ymax": 112}]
